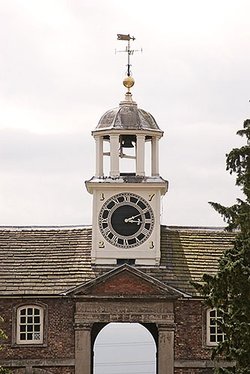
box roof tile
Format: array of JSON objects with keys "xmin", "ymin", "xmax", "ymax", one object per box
[{"xmin": 0, "ymin": 225, "xmax": 235, "ymax": 296}]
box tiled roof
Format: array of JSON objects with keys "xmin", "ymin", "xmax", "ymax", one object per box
[{"xmin": 0, "ymin": 225, "xmax": 235, "ymax": 296}]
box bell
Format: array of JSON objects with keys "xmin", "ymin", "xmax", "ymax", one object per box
[{"xmin": 121, "ymin": 136, "xmax": 134, "ymax": 148}]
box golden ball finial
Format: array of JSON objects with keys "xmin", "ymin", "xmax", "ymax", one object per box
[{"xmin": 123, "ymin": 75, "xmax": 135, "ymax": 90}]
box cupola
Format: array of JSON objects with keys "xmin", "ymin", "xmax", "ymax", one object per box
[{"xmin": 92, "ymin": 84, "xmax": 164, "ymax": 179}]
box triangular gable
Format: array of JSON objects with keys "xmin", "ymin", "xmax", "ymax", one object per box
[{"xmin": 64, "ymin": 264, "xmax": 190, "ymax": 298}]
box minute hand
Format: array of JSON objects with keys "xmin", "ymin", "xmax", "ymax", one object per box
[
  {"xmin": 125, "ymin": 213, "xmax": 141, "ymax": 222},
  {"xmin": 124, "ymin": 213, "xmax": 142, "ymax": 223}
]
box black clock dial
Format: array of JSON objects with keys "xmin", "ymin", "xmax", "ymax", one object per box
[
  {"xmin": 99, "ymin": 192, "xmax": 154, "ymax": 248},
  {"xmin": 111, "ymin": 205, "xmax": 141, "ymax": 236}
]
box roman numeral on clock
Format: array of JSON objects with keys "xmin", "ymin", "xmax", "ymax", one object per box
[
  {"xmin": 141, "ymin": 227, "xmax": 149, "ymax": 236},
  {"xmin": 110, "ymin": 235, "xmax": 119, "ymax": 245},
  {"xmin": 102, "ymin": 226, "xmax": 111, "ymax": 236},
  {"xmin": 123, "ymin": 239, "xmax": 129, "ymax": 247}
]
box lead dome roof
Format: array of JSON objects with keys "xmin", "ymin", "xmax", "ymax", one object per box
[{"xmin": 95, "ymin": 93, "xmax": 161, "ymax": 132}]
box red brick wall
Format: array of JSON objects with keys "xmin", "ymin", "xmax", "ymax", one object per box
[
  {"xmin": 174, "ymin": 299, "xmax": 211, "ymax": 360},
  {"xmin": 0, "ymin": 297, "xmax": 215, "ymax": 373},
  {"xmin": 8, "ymin": 369, "xmax": 74, "ymax": 374},
  {"xmin": 88, "ymin": 272, "xmax": 165, "ymax": 295},
  {"xmin": 0, "ymin": 298, "xmax": 75, "ymax": 360}
]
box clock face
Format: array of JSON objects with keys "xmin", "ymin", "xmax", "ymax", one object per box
[{"xmin": 99, "ymin": 192, "xmax": 154, "ymax": 248}]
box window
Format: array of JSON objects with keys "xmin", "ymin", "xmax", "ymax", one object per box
[
  {"xmin": 16, "ymin": 305, "xmax": 44, "ymax": 344},
  {"xmin": 206, "ymin": 308, "xmax": 225, "ymax": 346}
]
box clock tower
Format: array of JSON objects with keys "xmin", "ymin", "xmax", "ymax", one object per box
[{"xmin": 86, "ymin": 35, "xmax": 168, "ymax": 265}]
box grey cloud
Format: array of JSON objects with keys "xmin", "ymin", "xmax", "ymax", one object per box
[{"xmin": 0, "ymin": 129, "xmax": 94, "ymax": 175}]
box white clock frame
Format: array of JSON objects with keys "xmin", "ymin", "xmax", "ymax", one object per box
[{"xmin": 88, "ymin": 183, "xmax": 164, "ymax": 265}]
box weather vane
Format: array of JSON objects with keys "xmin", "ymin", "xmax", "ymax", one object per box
[
  {"xmin": 116, "ymin": 34, "xmax": 142, "ymax": 93},
  {"xmin": 116, "ymin": 34, "xmax": 142, "ymax": 77}
]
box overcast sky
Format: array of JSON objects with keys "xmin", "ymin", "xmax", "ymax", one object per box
[
  {"xmin": 0, "ymin": 0, "xmax": 249, "ymax": 227},
  {"xmin": 1, "ymin": 2, "xmax": 249, "ymax": 371}
]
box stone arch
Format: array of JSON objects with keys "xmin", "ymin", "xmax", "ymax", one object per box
[{"xmin": 74, "ymin": 298, "xmax": 175, "ymax": 374}]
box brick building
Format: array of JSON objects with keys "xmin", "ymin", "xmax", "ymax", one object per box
[
  {"xmin": 0, "ymin": 227, "xmax": 235, "ymax": 373},
  {"xmin": 0, "ymin": 38, "xmax": 235, "ymax": 374}
]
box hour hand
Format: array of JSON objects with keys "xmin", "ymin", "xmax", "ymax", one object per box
[{"xmin": 128, "ymin": 219, "xmax": 142, "ymax": 225}]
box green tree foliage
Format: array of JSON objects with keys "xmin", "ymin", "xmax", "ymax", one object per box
[
  {"xmin": 0, "ymin": 317, "xmax": 12, "ymax": 374},
  {"xmin": 195, "ymin": 119, "xmax": 250, "ymax": 374}
]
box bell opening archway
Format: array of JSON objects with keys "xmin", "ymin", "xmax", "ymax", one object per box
[{"xmin": 92, "ymin": 322, "xmax": 157, "ymax": 374}]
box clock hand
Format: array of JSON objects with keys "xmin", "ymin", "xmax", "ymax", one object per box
[
  {"xmin": 130, "ymin": 213, "xmax": 142, "ymax": 219},
  {"xmin": 124, "ymin": 213, "xmax": 142, "ymax": 223},
  {"xmin": 127, "ymin": 219, "xmax": 142, "ymax": 225}
]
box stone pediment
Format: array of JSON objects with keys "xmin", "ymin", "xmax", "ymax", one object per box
[{"xmin": 65, "ymin": 264, "xmax": 188, "ymax": 298}]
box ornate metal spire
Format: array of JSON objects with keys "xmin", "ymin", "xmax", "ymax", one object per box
[
  {"xmin": 116, "ymin": 34, "xmax": 142, "ymax": 93},
  {"xmin": 117, "ymin": 33, "xmax": 135, "ymax": 77}
]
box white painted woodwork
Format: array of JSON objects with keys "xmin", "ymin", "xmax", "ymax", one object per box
[
  {"xmin": 110, "ymin": 134, "xmax": 120, "ymax": 177},
  {"xmin": 136, "ymin": 134, "xmax": 145, "ymax": 176},
  {"xmin": 151, "ymin": 137, "xmax": 160, "ymax": 176},
  {"xmin": 95, "ymin": 136, "xmax": 103, "ymax": 177}
]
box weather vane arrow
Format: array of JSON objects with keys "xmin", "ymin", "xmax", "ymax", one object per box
[{"xmin": 117, "ymin": 34, "xmax": 135, "ymax": 41}]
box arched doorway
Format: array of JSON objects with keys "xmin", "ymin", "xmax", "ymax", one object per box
[
  {"xmin": 93, "ymin": 322, "xmax": 157, "ymax": 374},
  {"xmin": 73, "ymin": 269, "xmax": 176, "ymax": 374}
]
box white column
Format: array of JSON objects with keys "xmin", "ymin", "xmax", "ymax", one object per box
[
  {"xmin": 75, "ymin": 324, "xmax": 91, "ymax": 374},
  {"xmin": 95, "ymin": 136, "xmax": 103, "ymax": 177},
  {"xmin": 110, "ymin": 134, "xmax": 120, "ymax": 177},
  {"xmin": 136, "ymin": 134, "xmax": 145, "ymax": 176},
  {"xmin": 151, "ymin": 137, "xmax": 160, "ymax": 176},
  {"xmin": 158, "ymin": 324, "xmax": 174, "ymax": 374}
]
